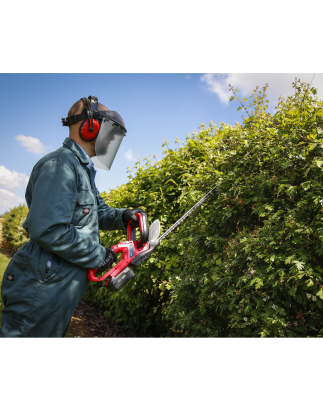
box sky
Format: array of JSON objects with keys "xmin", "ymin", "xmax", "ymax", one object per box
[{"xmin": 0, "ymin": 73, "xmax": 321, "ymax": 215}]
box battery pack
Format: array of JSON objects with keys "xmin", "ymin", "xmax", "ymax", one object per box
[{"xmin": 107, "ymin": 266, "xmax": 135, "ymax": 292}]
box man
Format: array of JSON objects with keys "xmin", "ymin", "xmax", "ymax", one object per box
[{"xmin": 0, "ymin": 95, "xmax": 145, "ymax": 338}]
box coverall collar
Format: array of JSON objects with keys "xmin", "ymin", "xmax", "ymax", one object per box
[
  {"xmin": 74, "ymin": 142, "xmax": 94, "ymax": 170},
  {"xmin": 63, "ymin": 137, "xmax": 90, "ymax": 167}
]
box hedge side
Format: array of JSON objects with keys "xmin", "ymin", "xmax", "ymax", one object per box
[
  {"xmin": 86, "ymin": 79, "xmax": 323, "ymax": 337},
  {"xmin": 161, "ymin": 80, "xmax": 323, "ymax": 337},
  {"xmin": 84, "ymin": 138, "xmax": 202, "ymax": 335}
]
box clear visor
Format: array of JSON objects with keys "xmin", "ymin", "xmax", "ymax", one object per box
[{"xmin": 92, "ymin": 118, "xmax": 126, "ymax": 170}]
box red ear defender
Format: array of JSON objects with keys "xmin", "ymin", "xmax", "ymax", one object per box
[{"xmin": 79, "ymin": 119, "xmax": 100, "ymax": 141}]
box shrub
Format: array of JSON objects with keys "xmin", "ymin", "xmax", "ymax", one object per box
[
  {"xmin": 2, "ymin": 205, "xmax": 29, "ymax": 254},
  {"xmin": 162, "ymin": 79, "xmax": 323, "ymax": 337},
  {"xmin": 86, "ymin": 79, "xmax": 323, "ymax": 337},
  {"xmin": 84, "ymin": 139, "xmax": 202, "ymax": 335}
]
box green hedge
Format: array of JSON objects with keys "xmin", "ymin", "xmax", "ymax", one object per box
[
  {"xmin": 161, "ymin": 80, "xmax": 323, "ymax": 337},
  {"xmin": 2, "ymin": 205, "xmax": 29, "ymax": 255},
  {"xmin": 84, "ymin": 137, "xmax": 200, "ymax": 336},
  {"xmin": 85, "ymin": 79, "xmax": 323, "ymax": 337}
]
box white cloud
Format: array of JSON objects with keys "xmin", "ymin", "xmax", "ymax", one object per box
[
  {"xmin": 15, "ymin": 134, "xmax": 51, "ymax": 154},
  {"xmin": 0, "ymin": 188, "xmax": 25, "ymax": 214},
  {"xmin": 200, "ymin": 73, "xmax": 322, "ymax": 108},
  {"xmin": 0, "ymin": 165, "xmax": 29, "ymax": 191},
  {"xmin": 125, "ymin": 149, "xmax": 135, "ymax": 161},
  {"xmin": 185, "ymin": 75, "xmax": 191, "ymax": 79}
]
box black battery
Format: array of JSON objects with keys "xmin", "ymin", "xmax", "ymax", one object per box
[{"xmin": 107, "ymin": 266, "xmax": 135, "ymax": 292}]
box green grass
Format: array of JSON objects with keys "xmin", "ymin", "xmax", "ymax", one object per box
[
  {"xmin": 0, "ymin": 251, "xmax": 10, "ymax": 327},
  {"xmin": 0, "ymin": 251, "xmax": 73, "ymax": 337}
]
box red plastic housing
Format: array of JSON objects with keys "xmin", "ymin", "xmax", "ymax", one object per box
[{"xmin": 88, "ymin": 213, "xmax": 150, "ymax": 286}]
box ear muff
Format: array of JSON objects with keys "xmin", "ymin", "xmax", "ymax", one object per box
[{"xmin": 79, "ymin": 118, "xmax": 100, "ymax": 141}]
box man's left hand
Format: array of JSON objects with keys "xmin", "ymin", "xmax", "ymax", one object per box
[{"xmin": 122, "ymin": 208, "xmax": 147, "ymax": 228}]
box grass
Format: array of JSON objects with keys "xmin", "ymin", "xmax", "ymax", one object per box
[
  {"xmin": 0, "ymin": 251, "xmax": 11, "ymax": 328},
  {"xmin": 0, "ymin": 250, "xmax": 73, "ymax": 337}
]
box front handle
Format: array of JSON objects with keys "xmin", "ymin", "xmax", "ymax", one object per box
[{"xmin": 126, "ymin": 212, "xmax": 149, "ymax": 244}]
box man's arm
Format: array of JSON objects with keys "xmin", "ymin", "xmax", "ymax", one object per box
[
  {"xmin": 24, "ymin": 159, "xmax": 106, "ymax": 269},
  {"xmin": 96, "ymin": 190, "xmax": 127, "ymax": 232}
]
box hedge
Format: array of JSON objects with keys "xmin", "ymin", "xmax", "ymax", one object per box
[
  {"xmin": 161, "ymin": 80, "xmax": 323, "ymax": 337},
  {"xmin": 85, "ymin": 79, "xmax": 323, "ymax": 337}
]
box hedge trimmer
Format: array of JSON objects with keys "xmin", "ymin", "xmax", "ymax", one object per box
[{"xmin": 88, "ymin": 184, "xmax": 218, "ymax": 292}]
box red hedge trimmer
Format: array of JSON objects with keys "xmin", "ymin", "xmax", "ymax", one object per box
[{"xmin": 88, "ymin": 184, "xmax": 218, "ymax": 292}]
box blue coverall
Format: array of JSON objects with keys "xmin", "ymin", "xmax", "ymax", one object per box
[{"xmin": 0, "ymin": 137, "xmax": 126, "ymax": 337}]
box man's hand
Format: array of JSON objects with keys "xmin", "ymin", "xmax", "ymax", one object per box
[
  {"xmin": 122, "ymin": 208, "xmax": 147, "ymax": 228},
  {"xmin": 97, "ymin": 248, "xmax": 118, "ymax": 273}
]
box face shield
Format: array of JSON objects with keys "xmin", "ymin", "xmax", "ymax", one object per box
[{"xmin": 91, "ymin": 111, "xmax": 127, "ymax": 170}]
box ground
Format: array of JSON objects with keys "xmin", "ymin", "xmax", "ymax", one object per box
[
  {"xmin": 0, "ymin": 250, "xmax": 149, "ymax": 338},
  {"xmin": 68, "ymin": 298, "xmax": 149, "ymax": 338}
]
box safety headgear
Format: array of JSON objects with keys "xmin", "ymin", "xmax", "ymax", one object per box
[{"xmin": 62, "ymin": 95, "xmax": 127, "ymax": 170}]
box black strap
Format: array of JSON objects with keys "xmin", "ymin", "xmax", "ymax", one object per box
[
  {"xmin": 82, "ymin": 97, "xmax": 94, "ymax": 131},
  {"xmin": 81, "ymin": 97, "xmax": 91, "ymax": 112},
  {"xmin": 88, "ymin": 95, "xmax": 98, "ymax": 112},
  {"xmin": 61, "ymin": 112, "xmax": 85, "ymax": 127},
  {"xmin": 62, "ymin": 96, "xmax": 99, "ymax": 127}
]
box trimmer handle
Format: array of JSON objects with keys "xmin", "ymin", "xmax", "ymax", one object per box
[
  {"xmin": 87, "ymin": 212, "xmax": 150, "ymax": 289},
  {"xmin": 127, "ymin": 212, "xmax": 149, "ymax": 244}
]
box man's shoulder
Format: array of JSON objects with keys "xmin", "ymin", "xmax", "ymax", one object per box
[{"xmin": 33, "ymin": 145, "xmax": 80, "ymax": 172}]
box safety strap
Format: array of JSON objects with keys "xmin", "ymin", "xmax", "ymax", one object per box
[
  {"xmin": 61, "ymin": 109, "xmax": 88, "ymax": 127},
  {"xmin": 62, "ymin": 95, "xmax": 98, "ymax": 127}
]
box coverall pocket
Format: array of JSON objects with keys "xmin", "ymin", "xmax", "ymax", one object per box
[
  {"xmin": 1, "ymin": 255, "xmax": 29, "ymax": 305},
  {"xmin": 72, "ymin": 190, "xmax": 95, "ymax": 228},
  {"xmin": 42, "ymin": 254, "xmax": 62, "ymax": 285}
]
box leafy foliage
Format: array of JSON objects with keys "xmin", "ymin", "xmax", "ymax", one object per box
[
  {"xmin": 84, "ymin": 140, "xmax": 200, "ymax": 335},
  {"xmin": 162, "ymin": 79, "xmax": 323, "ymax": 337},
  {"xmin": 2, "ymin": 205, "xmax": 29, "ymax": 254},
  {"xmin": 86, "ymin": 79, "xmax": 323, "ymax": 337}
]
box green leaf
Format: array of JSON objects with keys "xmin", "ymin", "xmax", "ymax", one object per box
[
  {"xmin": 289, "ymin": 286, "xmax": 296, "ymax": 296},
  {"xmin": 306, "ymin": 279, "xmax": 314, "ymax": 287},
  {"xmin": 278, "ymin": 184, "xmax": 286, "ymax": 194},
  {"xmin": 317, "ymin": 288, "xmax": 323, "ymax": 300},
  {"xmin": 294, "ymin": 260, "xmax": 304, "ymax": 271},
  {"xmin": 285, "ymin": 255, "xmax": 294, "ymax": 264}
]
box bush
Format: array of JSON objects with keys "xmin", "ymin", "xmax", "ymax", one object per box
[
  {"xmin": 86, "ymin": 79, "xmax": 323, "ymax": 337},
  {"xmin": 84, "ymin": 139, "xmax": 201, "ymax": 335},
  {"xmin": 162, "ymin": 80, "xmax": 323, "ymax": 337},
  {"xmin": 2, "ymin": 205, "xmax": 29, "ymax": 254}
]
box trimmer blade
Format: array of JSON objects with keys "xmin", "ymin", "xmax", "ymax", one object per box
[{"xmin": 149, "ymin": 219, "xmax": 160, "ymax": 242}]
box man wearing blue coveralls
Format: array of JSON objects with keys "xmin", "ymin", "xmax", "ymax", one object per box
[{"xmin": 0, "ymin": 95, "xmax": 145, "ymax": 337}]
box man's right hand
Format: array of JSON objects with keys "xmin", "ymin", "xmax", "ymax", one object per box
[{"xmin": 97, "ymin": 248, "xmax": 118, "ymax": 273}]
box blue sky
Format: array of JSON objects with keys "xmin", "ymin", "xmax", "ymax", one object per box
[{"xmin": 0, "ymin": 73, "xmax": 320, "ymax": 214}]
